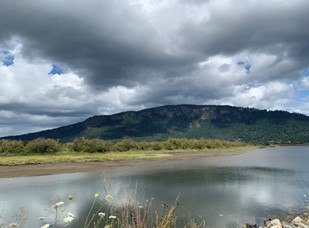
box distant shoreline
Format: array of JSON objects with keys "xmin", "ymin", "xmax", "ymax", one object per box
[{"xmin": 0, "ymin": 148, "xmax": 252, "ymax": 178}]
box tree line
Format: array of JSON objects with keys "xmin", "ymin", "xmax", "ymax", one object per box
[{"xmin": 0, "ymin": 138, "xmax": 248, "ymax": 155}]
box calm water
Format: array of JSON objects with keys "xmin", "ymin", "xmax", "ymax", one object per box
[{"xmin": 0, "ymin": 146, "xmax": 308, "ymax": 227}]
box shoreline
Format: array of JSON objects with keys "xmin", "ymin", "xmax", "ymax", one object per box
[{"xmin": 0, "ymin": 148, "xmax": 250, "ymax": 178}]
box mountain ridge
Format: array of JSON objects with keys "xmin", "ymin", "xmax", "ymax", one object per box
[{"xmin": 2, "ymin": 104, "xmax": 309, "ymax": 143}]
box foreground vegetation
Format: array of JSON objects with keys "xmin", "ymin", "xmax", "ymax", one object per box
[
  {"xmin": 0, "ymin": 138, "xmax": 251, "ymax": 166},
  {"xmin": 1, "ymin": 175, "xmax": 206, "ymax": 228}
]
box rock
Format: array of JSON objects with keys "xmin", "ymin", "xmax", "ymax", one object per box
[
  {"xmin": 292, "ymin": 216, "xmax": 304, "ymax": 224},
  {"xmin": 291, "ymin": 216, "xmax": 309, "ymax": 228},
  {"xmin": 281, "ymin": 220, "xmax": 296, "ymax": 228},
  {"xmin": 270, "ymin": 219, "xmax": 282, "ymax": 226},
  {"xmin": 264, "ymin": 219, "xmax": 282, "ymax": 228},
  {"xmin": 282, "ymin": 224, "xmax": 296, "ymax": 228}
]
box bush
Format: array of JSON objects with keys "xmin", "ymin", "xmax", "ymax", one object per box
[
  {"xmin": 0, "ymin": 140, "xmax": 25, "ymax": 155},
  {"xmin": 110, "ymin": 139, "xmax": 137, "ymax": 152},
  {"xmin": 0, "ymin": 137, "xmax": 249, "ymax": 155},
  {"xmin": 24, "ymin": 138, "xmax": 60, "ymax": 154},
  {"xmin": 72, "ymin": 138, "xmax": 112, "ymax": 153}
]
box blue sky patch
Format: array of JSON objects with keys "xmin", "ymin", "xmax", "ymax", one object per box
[
  {"xmin": 0, "ymin": 50, "xmax": 14, "ymax": 66},
  {"xmin": 304, "ymin": 68, "xmax": 309, "ymax": 76},
  {"xmin": 49, "ymin": 64, "xmax": 64, "ymax": 75},
  {"xmin": 237, "ymin": 60, "xmax": 252, "ymax": 74},
  {"xmin": 297, "ymin": 90, "xmax": 309, "ymax": 99}
]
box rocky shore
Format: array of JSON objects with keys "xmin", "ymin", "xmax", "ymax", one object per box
[{"xmin": 244, "ymin": 213, "xmax": 309, "ymax": 228}]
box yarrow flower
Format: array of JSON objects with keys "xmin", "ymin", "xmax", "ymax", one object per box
[
  {"xmin": 52, "ymin": 201, "xmax": 64, "ymax": 209},
  {"xmin": 67, "ymin": 212, "xmax": 75, "ymax": 218},
  {"xmin": 106, "ymin": 194, "xmax": 113, "ymax": 202},
  {"xmin": 98, "ymin": 212, "xmax": 105, "ymax": 218},
  {"xmin": 9, "ymin": 223, "xmax": 19, "ymax": 228},
  {"xmin": 109, "ymin": 215, "xmax": 117, "ymax": 219},
  {"xmin": 64, "ymin": 212, "xmax": 75, "ymax": 223}
]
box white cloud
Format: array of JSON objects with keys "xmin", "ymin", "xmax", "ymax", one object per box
[
  {"xmin": 206, "ymin": 81, "xmax": 299, "ymax": 112},
  {"xmin": 0, "ymin": 0, "xmax": 309, "ymax": 136},
  {"xmin": 300, "ymin": 76, "xmax": 309, "ymax": 89}
]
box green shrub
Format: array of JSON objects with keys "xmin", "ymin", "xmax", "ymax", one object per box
[
  {"xmin": 110, "ymin": 139, "xmax": 137, "ymax": 152},
  {"xmin": 0, "ymin": 137, "xmax": 249, "ymax": 155},
  {"xmin": 0, "ymin": 140, "xmax": 25, "ymax": 155},
  {"xmin": 72, "ymin": 138, "xmax": 112, "ymax": 153},
  {"xmin": 24, "ymin": 138, "xmax": 60, "ymax": 154}
]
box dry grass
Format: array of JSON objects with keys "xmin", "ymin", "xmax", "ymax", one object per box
[{"xmin": 0, "ymin": 146, "xmax": 255, "ymax": 166}]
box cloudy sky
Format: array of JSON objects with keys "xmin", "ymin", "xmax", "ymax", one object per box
[{"xmin": 1, "ymin": 0, "xmax": 309, "ymax": 137}]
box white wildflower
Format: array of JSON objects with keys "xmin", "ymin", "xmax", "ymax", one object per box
[
  {"xmin": 106, "ymin": 194, "xmax": 113, "ymax": 202},
  {"xmin": 98, "ymin": 212, "xmax": 105, "ymax": 218},
  {"xmin": 41, "ymin": 224, "xmax": 51, "ymax": 228},
  {"xmin": 95, "ymin": 193, "xmax": 100, "ymax": 198},
  {"xmin": 64, "ymin": 212, "xmax": 75, "ymax": 223},
  {"xmin": 9, "ymin": 223, "xmax": 19, "ymax": 228},
  {"xmin": 67, "ymin": 212, "xmax": 75, "ymax": 218},
  {"xmin": 109, "ymin": 215, "xmax": 117, "ymax": 219},
  {"xmin": 52, "ymin": 201, "xmax": 64, "ymax": 209},
  {"xmin": 64, "ymin": 217, "xmax": 74, "ymax": 223}
]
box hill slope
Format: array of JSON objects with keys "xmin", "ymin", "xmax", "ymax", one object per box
[{"xmin": 3, "ymin": 105, "xmax": 309, "ymax": 143}]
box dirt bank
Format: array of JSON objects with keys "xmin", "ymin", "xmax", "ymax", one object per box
[{"xmin": 0, "ymin": 150, "xmax": 246, "ymax": 178}]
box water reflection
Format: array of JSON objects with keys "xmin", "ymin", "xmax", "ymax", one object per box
[
  {"xmin": 112, "ymin": 166, "xmax": 303, "ymax": 227},
  {"xmin": 0, "ymin": 146, "xmax": 308, "ymax": 227}
]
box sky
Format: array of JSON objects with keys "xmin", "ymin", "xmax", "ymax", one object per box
[{"xmin": 0, "ymin": 0, "xmax": 309, "ymax": 137}]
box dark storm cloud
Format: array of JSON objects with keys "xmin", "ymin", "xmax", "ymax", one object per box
[
  {"xmin": 1, "ymin": 0, "xmax": 309, "ymax": 90},
  {"xmin": 1, "ymin": 0, "xmax": 309, "ymax": 136},
  {"xmin": 0, "ymin": 0, "xmax": 194, "ymax": 90},
  {"xmin": 0, "ymin": 102, "xmax": 93, "ymax": 118},
  {"xmin": 178, "ymin": 1, "xmax": 309, "ymax": 57}
]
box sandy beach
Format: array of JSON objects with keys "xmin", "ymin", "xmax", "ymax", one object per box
[{"xmin": 0, "ymin": 150, "xmax": 246, "ymax": 178}]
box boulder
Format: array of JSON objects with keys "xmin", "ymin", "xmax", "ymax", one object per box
[
  {"xmin": 281, "ymin": 220, "xmax": 297, "ymax": 228},
  {"xmin": 292, "ymin": 216, "xmax": 309, "ymax": 228},
  {"xmin": 265, "ymin": 219, "xmax": 282, "ymax": 228}
]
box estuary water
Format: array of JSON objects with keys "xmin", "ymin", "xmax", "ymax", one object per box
[{"xmin": 0, "ymin": 146, "xmax": 308, "ymax": 227}]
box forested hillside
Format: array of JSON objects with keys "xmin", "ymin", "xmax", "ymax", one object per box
[{"xmin": 3, "ymin": 105, "xmax": 309, "ymax": 143}]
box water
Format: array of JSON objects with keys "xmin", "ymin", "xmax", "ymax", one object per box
[{"xmin": 0, "ymin": 146, "xmax": 308, "ymax": 227}]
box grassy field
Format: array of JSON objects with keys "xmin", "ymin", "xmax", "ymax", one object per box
[{"xmin": 0, "ymin": 146, "xmax": 255, "ymax": 166}]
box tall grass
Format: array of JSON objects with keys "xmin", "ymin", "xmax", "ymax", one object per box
[{"xmin": 1, "ymin": 174, "xmax": 206, "ymax": 228}]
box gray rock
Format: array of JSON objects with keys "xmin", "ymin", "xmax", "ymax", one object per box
[
  {"xmin": 282, "ymin": 220, "xmax": 297, "ymax": 228},
  {"xmin": 265, "ymin": 219, "xmax": 282, "ymax": 228},
  {"xmin": 292, "ymin": 216, "xmax": 309, "ymax": 228}
]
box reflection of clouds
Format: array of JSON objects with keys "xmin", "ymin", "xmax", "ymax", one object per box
[
  {"xmin": 238, "ymin": 182, "xmax": 274, "ymax": 206},
  {"xmin": 220, "ymin": 167, "xmax": 301, "ymax": 210},
  {"xmin": 0, "ymin": 173, "xmax": 103, "ymax": 227},
  {"xmin": 108, "ymin": 181, "xmax": 135, "ymax": 207},
  {"xmin": 1, "ymin": 147, "xmax": 308, "ymax": 227}
]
